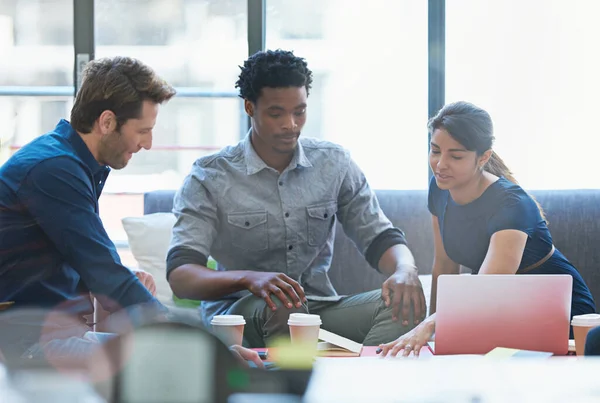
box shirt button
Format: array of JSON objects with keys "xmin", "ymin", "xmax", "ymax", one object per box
[
  {"xmin": 285, "ymin": 212, "xmax": 290, "ymax": 218},
  {"xmin": 288, "ymin": 245, "xmax": 293, "ymax": 251},
  {"xmin": 245, "ymin": 221, "xmax": 250, "ymax": 227},
  {"xmin": 324, "ymin": 213, "xmax": 328, "ymax": 218},
  {"xmin": 278, "ymin": 181, "xmax": 283, "ymax": 186}
]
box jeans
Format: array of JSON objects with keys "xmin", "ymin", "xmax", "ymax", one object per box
[{"xmin": 225, "ymin": 289, "xmax": 416, "ymax": 348}]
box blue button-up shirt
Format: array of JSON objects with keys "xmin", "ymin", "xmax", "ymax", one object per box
[
  {"xmin": 0, "ymin": 120, "xmax": 158, "ymax": 321},
  {"xmin": 168, "ymin": 134, "xmax": 405, "ymax": 324}
]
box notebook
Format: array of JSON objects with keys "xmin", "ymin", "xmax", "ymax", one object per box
[
  {"xmin": 317, "ymin": 329, "xmax": 363, "ymax": 357},
  {"xmin": 485, "ymin": 347, "xmax": 553, "ymax": 358}
]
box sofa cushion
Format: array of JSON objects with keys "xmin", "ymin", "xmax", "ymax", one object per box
[
  {"xmin": 122, "ymin": 213, "xmax": 176, "ymax": 306},
  {"xmin": 529, "ymin": 190, "xmax": 600, "ymax": 306},
  {"xmin": 143, "ymin": 188, "xmax": 600, "ymax": 305},
  {"xmin": 328, "ymin": 190, "xmax": 434, "ymax": 295}
]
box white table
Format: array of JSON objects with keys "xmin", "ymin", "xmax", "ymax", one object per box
[{"xmin": 304, "ymin": 356, "xmax": 600, "ymax": 402}]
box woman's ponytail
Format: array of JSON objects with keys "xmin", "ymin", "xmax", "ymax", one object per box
[
  {"xmin": 485, "ymin": 151, "xmax": 517, "ymax": 184},
  {"xmin": 485, "ymin": 151, "xmax": 547, "ymax": 222}
]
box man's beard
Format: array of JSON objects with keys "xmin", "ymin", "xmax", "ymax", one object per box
[
  {"xmin": 99, "ymin": 129, "xmax": 128, "ymax": 169},
  {"xmin": 272, "ymin": 132, "xmax": 300, "ymax": 154}
]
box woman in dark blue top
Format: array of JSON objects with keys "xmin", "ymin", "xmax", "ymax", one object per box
[
  {"xmin": 585, "ymin": 327, "xmax": 600, "ymax": 355},
  {"xmin": 380, "ymin": 101, "xmax": 596, "ymax": 357}
]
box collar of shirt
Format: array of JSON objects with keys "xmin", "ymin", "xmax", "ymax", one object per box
[
  {"xmin": 243, "ymin": 131, "xmax": 313, "ymax": 175},
  {"xmin": 55, "ymin": 119, "xmax": 111, "ymax": 179}
]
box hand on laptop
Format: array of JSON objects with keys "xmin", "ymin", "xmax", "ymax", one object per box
[
  {"xmin": 381, "ymin": 267, "xmax": 426, "ymax": 325},
  {"xmin": 378, "ymin": 319, "xmax": 435, "ymax": 358}
]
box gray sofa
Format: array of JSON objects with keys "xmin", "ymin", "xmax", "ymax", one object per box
[{"xmin": 144, "ymin": 189, "xmax": 600, "ymax": 305}]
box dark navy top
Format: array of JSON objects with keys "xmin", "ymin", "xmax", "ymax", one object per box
[
  {"xmin": 0, "ymin": 120, "xmax": 162, "ymax": 323},
  {"xmin": 428, "ymin": 176, "xmax": 596, "ymax": 316}
]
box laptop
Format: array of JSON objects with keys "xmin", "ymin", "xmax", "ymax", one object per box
[{"xmin": 433, "ymin": 274, "xmax": 572, "ymax": 355}]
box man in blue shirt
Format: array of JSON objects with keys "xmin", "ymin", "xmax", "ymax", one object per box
[
  {"xmin": 0, "ymin": 56, "xmax": 176, "ymax": 362},
  {"xmin": 0, "ymin": 56, "xmax": 267, "ymax": 370}
]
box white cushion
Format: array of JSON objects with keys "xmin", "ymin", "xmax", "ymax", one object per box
[{"xmin": 121, "ymin": 213, "xmax": 176, "ymax": 306}]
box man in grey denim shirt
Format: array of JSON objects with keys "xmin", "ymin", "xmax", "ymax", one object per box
[{"xmin": 167, "ymin": 50, "xmax": 426, "ymax": 348}]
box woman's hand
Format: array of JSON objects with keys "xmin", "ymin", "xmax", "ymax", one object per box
[{"xmin": 378, "ymin": 319, "xmax": 435, "ymax": 357}]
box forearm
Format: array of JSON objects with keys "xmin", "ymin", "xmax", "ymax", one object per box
[
  {"xmin": 378, "ymin": 244, "xmax": 417, "ymax": 277},
  {"xmin": 429, "ymin": 258, "xmax": 461, "ymax": 314},
  {"xmin": 168, "ymin": 264, "xmax": 250, "ymax": 300},
  {"xmin": 422, "ymin": 312, "xmax": 437, "ymax": 332}
]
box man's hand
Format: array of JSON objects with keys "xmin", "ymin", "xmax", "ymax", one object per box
[
  {"xmin": 381, "ymin": 266, "xmax": 426, "ymax": 325},
  {"xmin": 132, "ymin": 269, "xmax": 157, "ymax": 297},
  {"xmin": 229, "ymin": 345, "xmax": 264, "ymax": 369},
  {"xmin": 242, "ymin": 272, "xmax": 307, "ymax": 311}
]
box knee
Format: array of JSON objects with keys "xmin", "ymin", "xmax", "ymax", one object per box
[
  {"xmin": 584, "ymin": 326, "xmax": 600, "ymax": 356},
  {"xmin": 265, "ymin": 296, "xmax": 308, "ymax": 329},
  {"xmin": 227, "ymin": 295, "xmax": 307, "ymax": 325}
]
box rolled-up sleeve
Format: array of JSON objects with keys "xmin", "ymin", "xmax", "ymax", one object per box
[
  {"xmin": 18, "ymin": 157, "xmax": 160, "ymax": 312},
  {"xmin": 166, "ymin": 163, "xmax": 219, "ymax": 278},
  {"xmin": 336, "ymin": 155, "xmax": 407, "ymax": 270}
]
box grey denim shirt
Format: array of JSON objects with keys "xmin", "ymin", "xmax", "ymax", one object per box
[{"xmin": 169, "ymin": 134, "xmax": 400, "ymax": 325}]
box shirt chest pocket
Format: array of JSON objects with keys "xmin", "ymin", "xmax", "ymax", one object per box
[
  {"xmin": 227, "ymin": 211, "xmax": 268, "ymax": 251},
  {"xmin": 306, "ymin": 201, "xmax": 337, "ymax": 247}
]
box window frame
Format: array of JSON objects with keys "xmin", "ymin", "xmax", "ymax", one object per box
[{"xmin": 1, "ymin": 0, "xmax": 446, "ymax": 249}]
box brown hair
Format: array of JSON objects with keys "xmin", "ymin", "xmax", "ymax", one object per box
[
  {"xmin": 429, "ymin": 101, "xmax": 546, "ymax": 221},
  {"xmin": 486, "ymin": 151, "xmax": 517, "ymax": 184},
  {"xmin": 70, "ymin": 56, "xmax": 176, "ymax": 133}
]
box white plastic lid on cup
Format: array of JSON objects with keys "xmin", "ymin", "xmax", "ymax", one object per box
[
  {"xmin": 571, "ymin": 313, "xmax": 600, "ymax": 327},
  {"xmin": 287, "ymin": 313, "xmax": 322, "ymax": 326},
  {"xmin": 210, "ymin": 315, "xmax": 246, "ymax": 326}
]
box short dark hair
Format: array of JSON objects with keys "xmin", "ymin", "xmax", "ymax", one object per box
[
  {"xmin": 235, "ymin": 49, "xmax": 313, "ymax": 104},
  {"xmin": 70, "ymin": 56, "xmax": 176, "ymax": 133}
]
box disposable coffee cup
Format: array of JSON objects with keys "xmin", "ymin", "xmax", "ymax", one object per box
[
  {"xmin": 287, "ymin": 313, "xmax": 322, "ymax": 347},
  {"xmin": 571, "ymin": 313, "xmax": 600, "ymax": 356},
  {"xmin": 210, "ymin": 315, "xmax": 246, "ymax": 346}
]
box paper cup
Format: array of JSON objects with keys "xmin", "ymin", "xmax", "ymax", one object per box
[
  {"xmin": 210, "ymin": 315, "xmax": 246, "ymax": 346},
  {"xmin": 571, "ymin": 314, "xmax": 600, "ymax": 356},
  {"xmin": 287, "ymin": 313, "xmax": 322, "ymax": 347}
]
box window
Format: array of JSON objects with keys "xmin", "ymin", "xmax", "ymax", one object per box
[
  {"xmin": 267, "ymin": 0, "xmax": 325, "ymax": 40},
  {"xmin": 266, "ymin": 0, "xmax": 429, "ymax": 190},
  {"xmin": 0, "ymin": 0, "xmax": 74, "ymax": 175},
  {"xmin": 95, "ymin": 0, "xmax": 248, "ymax": 243},
  {"xmin": 446, "ymin": 0, "xmax": 600, "ymax": 189}
]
